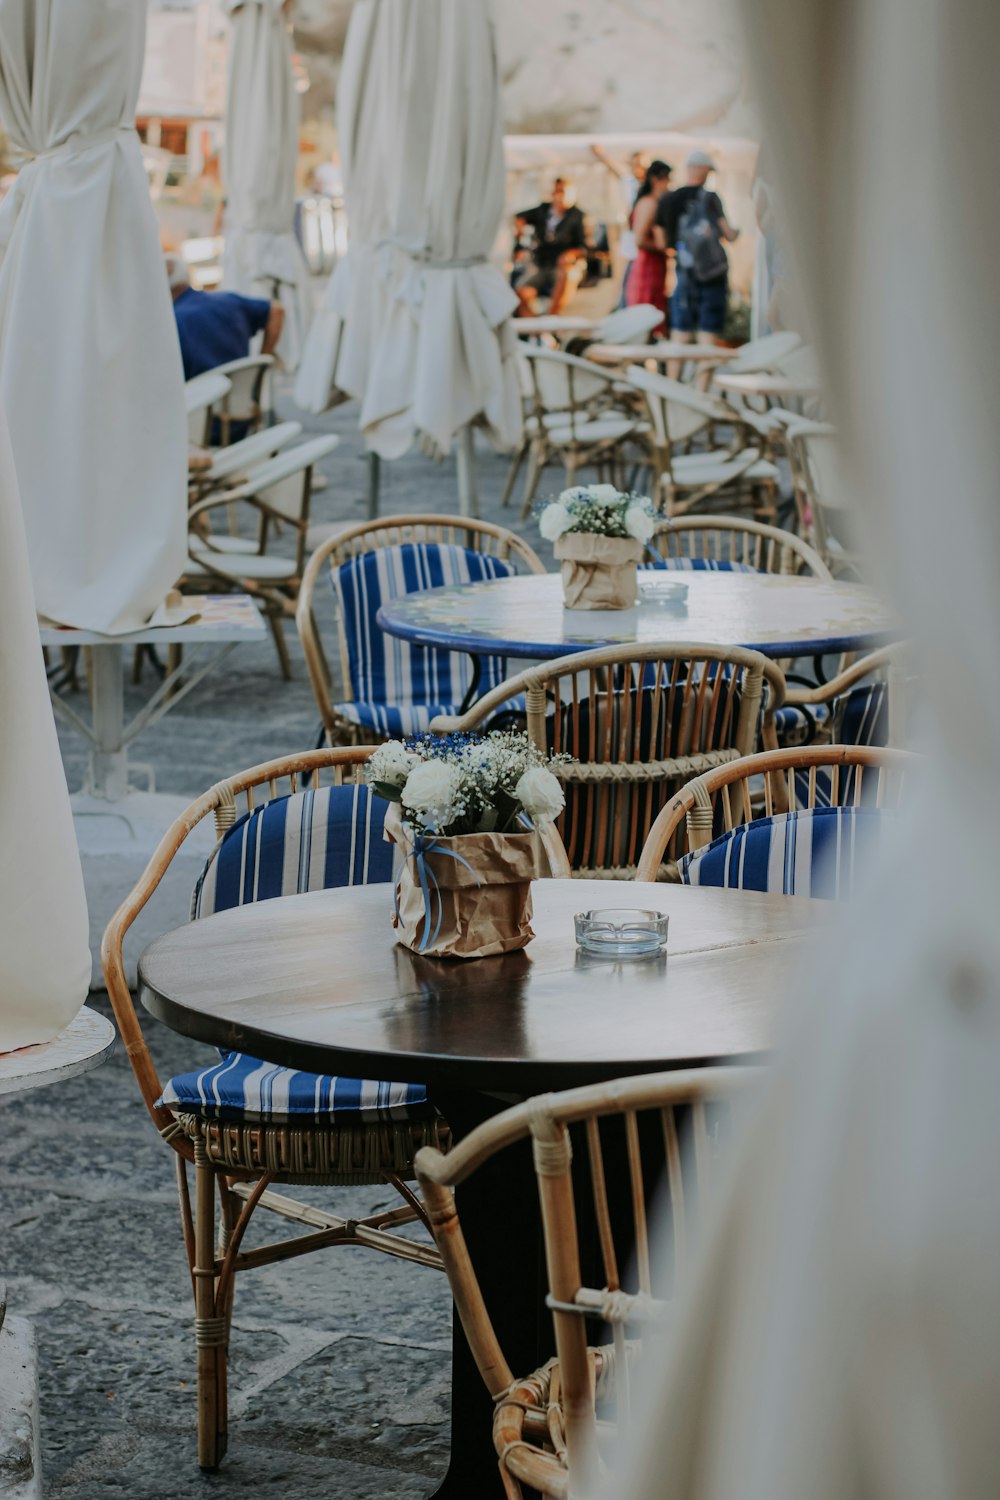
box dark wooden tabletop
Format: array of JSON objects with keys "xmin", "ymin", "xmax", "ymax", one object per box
[{"xmin": 138, "ymin": 879, "xmax": 822, "ymax": 1091}]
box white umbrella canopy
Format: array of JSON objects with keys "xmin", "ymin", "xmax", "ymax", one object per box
[
  {"xmin": 0, "ymin": 407, "xmax": 90, "ymax": 1052},
  {"xmin": 295, "ymin": 0, "xmax": 522, "ymax": 463},
  {"xmin": 0, "ymin": 0, "xmax": 187, "ymax": 635},
  {"xmin": 222, "ymin": 0, "xmax": 313, "ymax": 372}
]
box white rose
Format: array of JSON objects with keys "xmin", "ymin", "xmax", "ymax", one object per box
[
  {"xmin": 402, "ymin": 759, "xmax": 464, "ymax": 826},
  {"xmin": 586, "ymin": 483, "xmax": 622, "ymax": 506},
  {"xmin": 623, "ymin": 503, "xmax": 655, "ymax": 544},
  {"xmin": 539, "ymin": 501, "xmax": 573, "ymax": 541},
  {"xmin": 514, "ymin": 765, "xmax": 565, "ymax": 822},
  {"xmin": 368, "ymin": 739, "xmax": 418, "ymax": 788}
]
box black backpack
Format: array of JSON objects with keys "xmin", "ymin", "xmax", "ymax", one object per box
[{"xmin": 677, "ymin": 190, "xmax": 729, "ymax": 283}]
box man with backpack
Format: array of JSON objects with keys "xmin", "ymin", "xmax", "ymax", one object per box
[{"xmin": 658, "ymin": 149, "xmax": 740, "ymax": 344}]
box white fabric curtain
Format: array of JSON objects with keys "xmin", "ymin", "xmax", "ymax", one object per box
[
  {"xmin": 0, "ymin": 407, "xmax": 89, "ymax": 1051},
  {"xmin": 0, "ymin": 0, "xmax": 187, "ymax": 636},
  {"xmin": 222, "ymin": 0, "xmax": 312, "ymax": 372},
  {"xmin": 616, "ymin": 2, "xmax": 1000, "ymax": 1497},
  {"xmin": 294, "ymin": 0, "xmax": 522, "ymax": 461}
]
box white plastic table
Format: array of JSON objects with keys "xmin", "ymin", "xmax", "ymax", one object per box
[
  {"xmin": 0, "ymin": 1008, "xmax": 116, "ymax": 1097},
  {"xmin": 42, "ymin": 594, "xmax": 265, "ymax": 800},
  {"xmin": 585, "ymin": 341, "xmax": 736, "ymax": 367}
]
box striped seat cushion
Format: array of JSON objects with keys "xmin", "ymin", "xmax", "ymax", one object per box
[
  {"xmin": 334, "ymin": 696, "xmax": 528, "ymax": 738},
  {"xmin": 194, "ymin": 782, "xmax": 394, "ymax": 916},
  {"xmin": 642, "ymin": 557, "xmax": 756, "ymax": 573},
  {"xmin": 679, "ymin": 806, "xmax": 884, "ymax": 899},
  {"xmin": 159, "ymin": 1053, "xmax": 430, "ymax": 1124},
  {"xmin": 160, "ymin": 782, "xmax": 426, "ymax": 1125},
  {"xmin": 335, "ymin": 542, "xmax": 514, "ymax": 714}
]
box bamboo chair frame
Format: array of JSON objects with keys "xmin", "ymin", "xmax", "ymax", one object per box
[
  {"xmin": 208, "ymin": 354, "xmax": 274, "ymax": 447},
  {"xmin": 622, "ymin": 365, "xmax": 778, "ymax": 519},
  {"xmin": 295, "ymin": 514, "xmax": 546, "ymax": 747},
  {"xmin": 635, "ymin": 743, "xmax": 915, "ymax": 882},
  {"xmin": 515, "ymin": 348, "xmax": 646, "ymax": 518},
  {"xmin": 186, "ymin": 438, "xmax": 336, "ymax": 678},
  {"xmin": 415, "ymin": 1065, "xmax": 753, "ymax": 1500},
  {"xmin": 782, "ymin": 643, "xmax": 908, "ymax": 747},
  {"xmin": 649, "ymin": 514, "xmax": 832, "ymax": 580},
  {"xmin": 100, "ymin": 746, "xmax": 449, "ymax": 1470},
  {"xmin": 431, "ymin": 642, "xmax": 787, "ymax": 878}
]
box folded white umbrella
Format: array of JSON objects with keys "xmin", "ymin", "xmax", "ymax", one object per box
[
  {"xmin": 0, "ymin": 0, "xmax": 187, "ymax": 635},
  {"xmin": 0, "ymin": 406, "xmax": 90, "ymax": 1051},
  {"xmin": 295, "ymin": 0, "xmax": 522, "ymax": 464},
  {"xmin": 222, "ymin": 0, "xmax": 313, "ymax": 372}
]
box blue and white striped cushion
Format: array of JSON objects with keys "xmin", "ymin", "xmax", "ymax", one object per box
[
  {"xmin": 641, "ymin": 557, "xmax": 756, "ymax": 573},
  {"xmin": 159, "ymin": 1054, "xmax": 429, "ymax": 1124},
  {"xmin": 160, "ymin": 782, "xmax": 429, "ymax": 1124},
  {"xmin": 679, "ymin": 806, "xmax": 884, "ymax": 899},
  {"xmin": 335, "ymin": 542, "xmax": 513, "ymax": 713},
  {"xmin": 194, "ymin": 782, "xmax": 394, "ymax": 916}
]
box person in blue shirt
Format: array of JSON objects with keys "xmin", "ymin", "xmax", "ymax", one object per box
[{"xmin": 165, "ymin": 254, "xmax": 285, "ymax": 380}]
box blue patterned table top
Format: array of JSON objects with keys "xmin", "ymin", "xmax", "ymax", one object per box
[{"xmin": 376, "ymin": 571, "xmax": 898, "ymax": 660}]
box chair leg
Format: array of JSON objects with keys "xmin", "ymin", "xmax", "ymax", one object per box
[
  {"xmin": 499, "ymin": 442, "xmax": 527, "ymax": 508},
  {"xmin": 193, "ymin": 1141, "xmax": 229, "ymax": 1470},
  {"xmin": 267, "ymin": 611, "xmax": 293, "ymax": 680},
  {"xmin": 518, "ymin": 440, "xmax": 545, "ymax": 520}
]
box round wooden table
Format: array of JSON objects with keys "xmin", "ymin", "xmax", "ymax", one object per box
[
  {"xmin": 139, "ymin": 879, "xmax": 819, "ymax": 1498},
  {"xmin": 376, "ymin": 569, "xmax": 898, "ymax": 668}
]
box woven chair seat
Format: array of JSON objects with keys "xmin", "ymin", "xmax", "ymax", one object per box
[{"xmin": 167, "ymin": 1110, "xmax": 449, "ymax": 1186}]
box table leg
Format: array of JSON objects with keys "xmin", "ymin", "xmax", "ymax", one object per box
[
  {"xmin": 456, "ymin": 426, "xmax": 480, "ymax": 520},
  {"xmin": 457, "ymin": 656, "xmax": 483, "ymax": 717},
  {"xmin": 85, "ymin": 643, "xmax": 129, "ymax": 801}
]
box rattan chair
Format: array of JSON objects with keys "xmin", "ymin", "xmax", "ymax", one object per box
[
  {"xmin": 185, "ymin": 435, "xmax": 339, "ymax": 677},
  {"xmin": 623, "ymin": 364, "xmax": 780, "ymax": 518},
  {"xmin": 415, "ymin": 1065, "xmax": 752, "ymax": 1500},
  {"xmin": 101, "ymin": 747, "xmax": 450, "ymax": 1471},
  {"xmin": 206, "ymin": 354, "xmax": 274, "ymax": 446},
  {"xmin": 431, "ymin": 643, "xmax": 787, "ymax": 878},
  {"xmin": 185, "ymin": 371, "xmax": 232, "ymax": 447},
  {"xmin": 635, "ymin": 743, "xmax": 914, "ymax": 885},
  {"xmin": 296, "ymin": 515, "xmax": 545, "ymax": 746},
  {"xmin": 648, "ymin": 515, "xmax": 831, "ymax": 579},
  {"xmin": 780, "ymin": 643, "xmax": 907, "ymax": 748},
  {"xmin": 516, "ymin": 348, "xmax": 649, "ymax": 517}
]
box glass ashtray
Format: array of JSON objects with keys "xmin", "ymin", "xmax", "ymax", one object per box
[{"xmin": 574, "ymin": 908, "xmax": 669, "ymax": 958}]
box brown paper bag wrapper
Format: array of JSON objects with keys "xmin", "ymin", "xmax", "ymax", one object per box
[
  {"xmin": 554, "ymin": 532, "xmax": 643, "ymax": 609},
  {"xmin": 385, "ymin": 806, "xmax": 545, "ymax": 959}
]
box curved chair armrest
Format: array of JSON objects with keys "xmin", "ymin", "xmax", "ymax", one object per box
[
  {"xmin": 536, "ymin": 818, "xmax": 571, "ymax": 880},
  {"xmin": 784, "ymin": 643, "xmax": 906, "ymax": 706}
]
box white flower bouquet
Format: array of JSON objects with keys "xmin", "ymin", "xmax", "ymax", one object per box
[
  {"xmin": 536, "ymin": 484, "xmax": 657, "ymax": 609},
  {"xmin": 367, "ymin": 732, "xmax": 566, "ymax": 958}
]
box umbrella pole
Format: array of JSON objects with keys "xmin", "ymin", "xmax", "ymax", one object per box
[
  {"xmin": 367, "ymin": 452, "xmax": 380, "ymax": 520},
  {"xmin": 456, "ymin": 424, "xmax": 480, "ymax": 519}
]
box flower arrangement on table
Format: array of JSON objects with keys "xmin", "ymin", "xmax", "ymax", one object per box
[
  {"xmin": 536, "ymin": 484, "xmax": 657, "ymax": 609},
  {"xmin": 367, "ymin": 732, "xmax": 566, "ymax": 959}
]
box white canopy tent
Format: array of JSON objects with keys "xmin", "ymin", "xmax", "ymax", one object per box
[
  {"xmin": 0, "ymin": 407, "xmax": 89, "ymax": 1052},
  {"xmin": 294, "ymin": 0, "xmax": 522, "ymax": 506},
  {"xmin": 222, "ymin": 0, "xmax": 313, "ymax": 372},
  {"xmin": 616, "ymin": 0, "xmax": 1000, "ymax": 1496},
  {"xmin": 0, "ymin": 0, "xmax": 187, "ymax": 635}
]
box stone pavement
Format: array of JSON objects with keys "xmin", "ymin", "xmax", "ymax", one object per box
[
  {"xmin": 0, "ymin": 1004, "xmax": 452, "ymax": 1498},
  {"xmin": 17, "ymin": 387, "xmax": 545, "ymax": 1497}
]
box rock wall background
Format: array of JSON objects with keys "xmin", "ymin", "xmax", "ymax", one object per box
[{"xmin": 293, "ymin": 0, "xmax": 756, "ymax": 139}]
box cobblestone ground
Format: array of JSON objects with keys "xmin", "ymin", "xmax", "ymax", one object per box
[{"xmin": 14, "ymin": 383, "xmax": 543, "ymax": 1497}]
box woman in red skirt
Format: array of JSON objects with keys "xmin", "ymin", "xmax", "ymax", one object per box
[{"xmin": 627, "ymin": 159, "xmax": 672, "ymax": 334}]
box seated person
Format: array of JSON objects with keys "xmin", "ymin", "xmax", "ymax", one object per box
[
  {"xmin": 165, "ymin": 254, "xmax": 285, "ymax": 380},
  {"xmin": 511, "ymin": 178, "xmax": 587, "ymax": 316}
]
